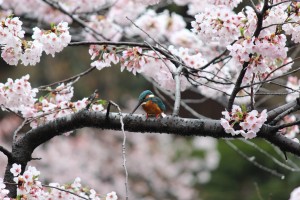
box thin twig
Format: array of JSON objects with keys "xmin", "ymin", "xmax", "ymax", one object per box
[
  {"xmin": 42, "ymin": 184, "xmax": 89, "ymax": 200},
  {"xmin": 85, "ymin": 89, "xmax": 99, "ymax": 110},
  {"xmin": 271, "ymin": 142, "xmax": 300, "ymax": 170},
  {"xmin": 144, "ymin": 40, "xmax": 173, "ymax": 74},
  {"xmin": 126, "ymin": 16, "xmax": 171, "ymax": 54},
  {"xmin": 173, "ymin": 65, "xmax": 183, "ymax": 116},
  {"xmin": 240, "ymin": 139, "xmax": 300, "ymax": 171},
  {"xmin": 274, "ymin": 119, "xmax": 300, "ymax": 130},
  {"xmin": 182, "ymin": 98, "xmax": 208, "ymax": 104},
  {"xmin": 225, "ymin": 140, "xmax": 285, "ymax": 179},
  {"xmin": 107, "ymin": 101, "xmax": 129, "ymax": 200},
  {"xmin": 38, "ymin": 66, "xmax": 96, "ymax": 90},
  {"xmin": 69, "ymin": 41, "xmax": 172, "ymax": 61},
  {"xmin": 3, "ymin": 181, "xmax": 89, "ymax": 199},
  {"xmin": 271, "ymin": 106, "xmax": 300, "ymax": 125},
  {"xmin": 250, "ymin": 73, "xmax": 255, "ymax": 110},
  {"xmin": 254, "ymin": 182, "xmax": 264, "ymax": 200}
]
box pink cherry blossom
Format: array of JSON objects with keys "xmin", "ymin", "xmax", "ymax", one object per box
[
  {"xmin": 191, "ymin": 5, "xmax": 242, "ymax": 45},
  {"xmin": 0, "ymin": 74, "xmax": 38, "ymax": 113},
  {"xmin": 221, "ymin": 105, "xmax": 267, "ymax": 139},
  {"xmin": 106, "ymin": 191, "xmax": 118, "ymax": 200},
  {"xmin": 10, "ymin": 163, "xmax": 22, "ymax": 177},
  {"xmin": 121, "ymin": 47, "xmax": 146, "ymax": 75},
  {"xmin": 32, "ymin": 21, "xmax": 71, "ymax": 57},
  {"xmin": 6, "ymin": 164, "xmax": 116, "ymax": 199}
]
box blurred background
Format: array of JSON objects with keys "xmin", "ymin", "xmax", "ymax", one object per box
[{"xmin": 0, "ymin": 45, "xmax": 300, "ymax": 200}]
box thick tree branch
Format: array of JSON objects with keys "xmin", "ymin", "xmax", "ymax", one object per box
[
  {"xmin": 11, "ymin": 110, "xmax": 298, "ymax": 156},
  {"xmin": 267, "ymin": 99, "xmax": 300, "ymax": 124},
  {"xmin": 4, "ymin": 109, "xmax": 300, "ymax": 197}
]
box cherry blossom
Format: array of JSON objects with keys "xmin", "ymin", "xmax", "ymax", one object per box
[
  {"xmin": 4, "ymin": 164, "xmax": 115, "ymax": 199},
  {"xmin": 32, "ymin": 21, "xmax": 71, "ymax": 57},
  {"xmin": 106, "ymin": 191, "xmax": 118, "ymax": 200},
  {"xmin": 90, "ymin": 45, "xmax": 120, "ymax": 70},
  {"xmin": 191, "ymin": 5, "xmax": 242, "ymax": 45},
  {"xmin": 221, "ymin": 105, "xmax": 268, "ymax": 139},
  {"xmin": 10, "ymin": 163, "xmax": 22, "ymax": 177},
  {"xmin": 121, "ymin": 47, "xmax": 146, "ymax": 75},
  {"xmin": 0, "ymin": 74, "xmax": 38, "ymax": 113},
  {"xmin": 0, "ymin": 178, "xmax": 9, "ymax": 200},
  {"xmin": 0, "ymin": 17, "xmax": 71, "ymax": 65},
  {"xmin": 20, "ymin": 40, "xmax": 43, "ymax": 66}
]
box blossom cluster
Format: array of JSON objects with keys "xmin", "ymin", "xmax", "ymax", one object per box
[
  {"xmin": 89, "ymin": 45, "xmax": 191, "ymax": 92},
  {"xmin": 191, "ymin": 6, "xmax": 242, "ymax": 45},
  {"xmin": 220, "ymin": 105, "xmax": 268, "ymax": 139},
  {"xmin": 0, "ymin": 16, "xmax": 71, "ymax": 66},
  {"xmin": 27, "ymin": 83, "xmax": 104, "ymax": 128},
  {"xmin": 191, "ymin": 2, "xmax": 294, "ymax": 87},
  {"xmin": 0, "ymin": 74, "xmax": 38, "ymax": 112},
  {"xmin": 0, "ymin": 75, "xmax": 104, "ymax": 128},
  {"xmin": 32, "ymin": 22, "xmax": 71, "ymax": 57},
  {"xmin": 0, "ymin": 163, "xmax": 118, "ymax": 200}
]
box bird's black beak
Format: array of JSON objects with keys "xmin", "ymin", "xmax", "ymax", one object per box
[{"xmin": 131, "ymin": 101, "xmax": 142, "ymax": 114}]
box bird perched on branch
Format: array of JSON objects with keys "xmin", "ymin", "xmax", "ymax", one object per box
[{"xmin": 131, "ymin": 90, "xmax": 166, "ymax": 118}]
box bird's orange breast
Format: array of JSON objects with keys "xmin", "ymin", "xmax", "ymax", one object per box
[{"xmin": 142, "ymin": 100, "xmax": 163, "ymax": 115}]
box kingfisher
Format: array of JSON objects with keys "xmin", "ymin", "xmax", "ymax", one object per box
[{"xmin": 131, "ymin": 90, "xmax": 166, "ymax": 118}]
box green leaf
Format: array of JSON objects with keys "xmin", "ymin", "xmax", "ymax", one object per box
[
  {"xmin": 241, "ymin": 104, "xmax": 247, "ymax": 113},
  {"xmin": 239, "ymin": 27, "xmax": 245, "ymax": 37},
  {"xmin": 50, "ymin": 22, "xmax": 55, "ymax": 29},
  {"xmin": 38, "ymin": 96, "xmax": 44, "ymax": 102},
  {"xmin": 7, "ymin": 14, "xmax": 14, "ymax": 19},
  {"xmin": 95, "ymin": 99, "xmax": 107, "ymax": 105}
]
